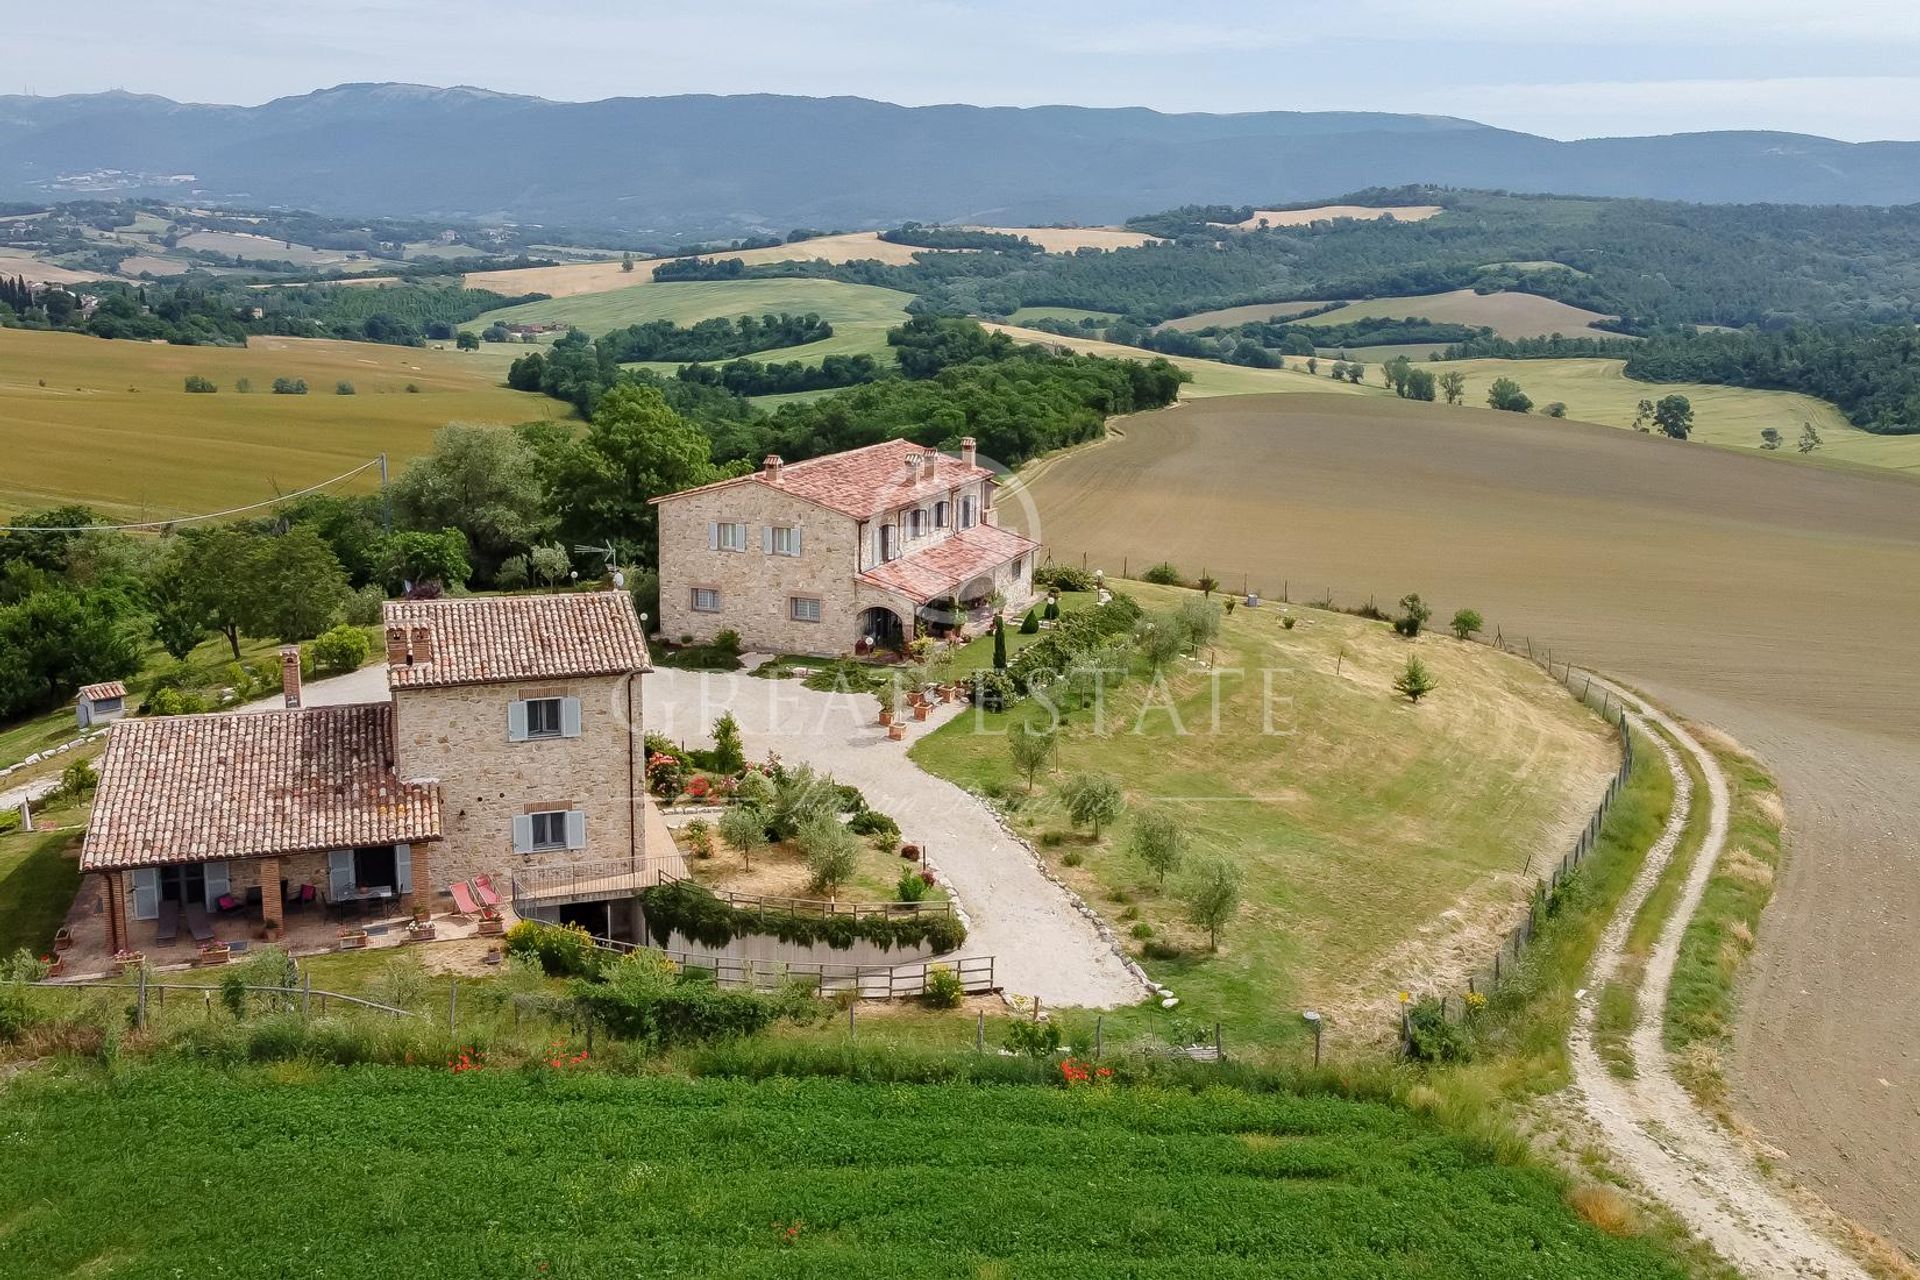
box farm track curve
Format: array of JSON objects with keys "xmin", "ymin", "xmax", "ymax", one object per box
[
  {"xmin": 1016, "ymin": 392, "xmax": 1920, "ymax": 1253},
  {"xmin": 1571, "ymin": 682, "xmax": 1864, "ymax": 1278}
]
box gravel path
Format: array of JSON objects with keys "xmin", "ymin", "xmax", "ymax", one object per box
[
  {"xmin": 644, "ymin": 665, "xmax": 1148, "ymax": 1009},
  {"xmin": 1570, "ymin": 680, "xmax": 1865, "ymax": 1279}
]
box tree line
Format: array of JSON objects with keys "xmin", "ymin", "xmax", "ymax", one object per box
[{"xmin": 595, "ymin": 312, "xmax": 833, "ymax": 364}]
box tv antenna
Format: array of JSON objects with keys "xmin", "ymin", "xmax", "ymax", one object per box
[{"xmin": 573, "ymin": 540, "xmax": 624, "ymax": 588}]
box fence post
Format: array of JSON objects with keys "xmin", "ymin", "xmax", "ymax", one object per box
[
  {"xmin": 1214, "ymin": 1022, "xmax": 1223, "ymax": 1061},
  {"xmin": 303, "ymin": 970, "xmax": 312, "ymax": 1020},
  {"xmin": 136, "ymin": 965, "xmax": 148, "ymax": 1031},
  {"xmin": 848, "ymin": 1000, "xmax": 857, "ymax": 1041},
  {"xmin": 1494, "ymin": 950, "xmax": 1502, "ymax": 985},
  {"xmin": 1095, "ymin": 1015, "xmax": 1103, "ymax": 1060},
  {"xmin": 976, "ymin": 1009, "xmax": 985, "ymax": 1053},
  {"xmin": 448, "ymin": 979, "xmax": 458, "ymax": 1037}
]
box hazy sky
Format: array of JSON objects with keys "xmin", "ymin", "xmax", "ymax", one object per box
[{"xmin": 15, "ymin": 0, "xmax": 1920, "ymax": 140}]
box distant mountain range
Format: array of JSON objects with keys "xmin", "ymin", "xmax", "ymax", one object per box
[{"xmin": 4, "ymin": 84, "xmax": 1919, "ymax": 237}]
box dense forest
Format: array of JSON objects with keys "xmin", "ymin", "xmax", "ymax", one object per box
[
  {"xmin": 597, "ymin": 312, "xmax": 832, "ymax": 364},
  {"xmin": 879, "ymin": 224, "xmax": 1041, "ymax": 253},
  {"xmin": 1621, "ymin": 326, "xmax": 1920, "ymax": 432},
  {"xmin": 676, "ymin": 353, "xmax": 879, "ymax": 397}
]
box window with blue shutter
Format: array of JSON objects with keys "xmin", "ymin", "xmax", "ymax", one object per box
[{"xmin": 560, "ymin": 697, "xmax": 583, "ymax": 738}]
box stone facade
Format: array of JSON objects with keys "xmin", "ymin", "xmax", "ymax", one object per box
[
  {"xmin": 390, "ymin": 672, "xmax": 647, "ymax": 910},
  {"xmin": 656, "ymin": 449, "xmax": 1035, "ymax": 656}
]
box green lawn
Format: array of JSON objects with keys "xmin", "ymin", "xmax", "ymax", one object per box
[
  {"xmin": 0, "ymin": 1065, "xmax": 1684, "ymax": 1279},
  {"xmin": 471, "ymin": 279, "xmax": 917, "ymax": 368},
  {"xmin": 910, "ymin": 582, "xmax": 1617, "ymax": 1047},
  {"xmin": 0, "ymin": 821, "xmax": 83, "ymax": 958},
  {"xmin": 0, "ymin": 706, "xmax": 79, "ymax": 772}
]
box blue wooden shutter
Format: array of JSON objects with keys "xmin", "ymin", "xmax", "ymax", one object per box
[
  {"xmin": 564, "ymin": 810, "xmax": 587, "ymax": 850},
  {"xmin": 793, "ymin": 527, "xmax": 803, "ymax": 556},
  {"xmin": 130, "ymin": 868, "xmax": 159, "ymax": 921},
  {"xmin": 507, "ymin": 699, "xmax": 529, "ymax": 742},
  {"xmin": 708, "ymin": 521, "xmax": 719, "ymax": 550},
  {"xmin": 560, "ymin": 697, "xmax": 583, "ymax": 738},
  {"xmin": 512, "ymin": 815, "xmax": 534, "ymax": 855},
  {"xmin": 762, "ymin": 526, "xmax": 773, "ymax": 553},
  {"xmin": 394, "ymin": 845, "xmax": 413, "ymax": 895}
]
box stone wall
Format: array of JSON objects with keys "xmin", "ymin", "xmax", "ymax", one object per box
[{"xmin": 390, "ymin": 673, "xmax": 646, "ymax": 911}]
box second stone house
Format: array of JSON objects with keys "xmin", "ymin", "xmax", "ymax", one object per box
[{"xmin": 652, "ymin": 436, "xmax": 1039, "ymax": 654}]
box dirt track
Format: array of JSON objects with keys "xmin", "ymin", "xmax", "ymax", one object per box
[{"xmin": 1017, "ymin": 393, "xmax": 1920, "ymax": 1252}]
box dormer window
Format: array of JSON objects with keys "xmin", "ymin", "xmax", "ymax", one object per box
[
  {"xmin": 907, "ymin": 509, "xmax": 927, "ymax": 539},
  {"xmin": 935, "ymin": 500, "xmax": 950, "ymax": 528},
  {"xmin": 959, "ymin": 495, "xmax": 977, "ymax": 529},
  {"xmin": 879, "ymin": 525, "xmax": 899, "ymax": 562}
]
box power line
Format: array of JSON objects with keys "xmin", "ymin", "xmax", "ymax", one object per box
[{"xmin": 0, "ymin": 455, "xmax": 387, "ymax": 533}]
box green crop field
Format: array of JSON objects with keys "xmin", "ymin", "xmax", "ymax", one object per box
[
  {"xmin": 1428, "ymin": 357, "xmax": 1920, "ymax": 472},
  {"xmin": 0, "ymin": 1066, "xmax": 1683, "ymax": 1279},
  {"xmin": 0, "ymin": 329, "xmax": 556, "ymax": 518},
  {"xmin": 910, "ymin": 582, "xmax": 1616, "ymax": 1045},
  {"xmin": 471, "ymin": 279, "xmax": 918, "ymax": 366}
]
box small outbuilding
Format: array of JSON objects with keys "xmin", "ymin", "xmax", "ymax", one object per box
[{"xmin": 75, "ymin": 681, "xmax": 128, "ymax": 730}]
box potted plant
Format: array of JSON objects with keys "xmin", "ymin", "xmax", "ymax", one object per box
[
  {"xmin": 336, "ymin": 926, "xmax": 369, "ymax": 950},
  {"xmin": 43, "ymin": 953, "xmax": 64, "ymax": 979},
  {"xmin": 110, "ymin": 949, "xmax": 144, "ymax": 976},
  {"xmin": 405, "ymin": 916, "xmax": 436, "ymax": 943},
  {"xmin": 887, "ymin": 722, "xmax": 906, "ymax": 741},
  {"xmin": 195, "ymin": 939, "xmax": 231, "ymax": 966},
  {"xmin": 52, "ymin": 926, "xmax": 73, "ymax": 953},
  {"xmin": 912, "ymin": 700, "xmax": 932, "ymax": 722},
  {"xmin": 483, "ymin": 944, "xmax": 503, "ymax": 966},
  {"xmin": 877, "ymin": 703, "xmax": 894, "ymax": 726},
  {"xmin": 476, "ymin": 907, "xmax": 505, "ymax": 937}
]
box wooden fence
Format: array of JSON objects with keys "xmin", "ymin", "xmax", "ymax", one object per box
[{"xmin": 657, "ymin": 873, "xmax": 955, "ymax": 923}]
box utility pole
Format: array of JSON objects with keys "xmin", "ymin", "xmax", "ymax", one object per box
[{"xmin": 378, "ymin": 453, "xmax": 392, "ymax": 536}]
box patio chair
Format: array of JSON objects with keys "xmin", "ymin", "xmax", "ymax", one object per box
[
  {"xmin": 472, "ymin": 874, "xmax": 502, "ymax": 909},
  {"xmin": 155, "ymin": 899, "xmax": 180, "ymax": 944},
  {"xmin": 184, "ymin": 904, "xmax": 213, "ymax": 943},
  {"xmin": 447, "ymin": 881, "xmax": 481, "ymax": 918}
]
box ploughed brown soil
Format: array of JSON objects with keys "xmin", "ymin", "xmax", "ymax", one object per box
[{"xmin": 1014, "ymin": 393, "xmax": 1920, "ymax": 1252}]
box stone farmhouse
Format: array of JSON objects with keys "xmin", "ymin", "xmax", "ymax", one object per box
[
  {"xmin": 78, "ymin": 592, "xmax": 660, "ymax": 958},
  {"xmin": 653, "ymin": 437, "xmax": 1039, "ymax": 655}
]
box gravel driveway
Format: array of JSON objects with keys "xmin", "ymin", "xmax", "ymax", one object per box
[{"xmin": 644, "ymin": 664, "xmax": 1148, "ymax": 1010}]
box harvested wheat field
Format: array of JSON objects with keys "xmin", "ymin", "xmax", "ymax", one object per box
[
  {"xmin": 1014, "ymin": 392, "xmax": 1920, "ymax": 1254},
  {"xmin": 1290, "ymin": 288, "xmax": 1621, "ymax": 339},
  {"xmin": 981, "ymin": 322, "xmax": 1374, "ymax": 398},
  {"xmin": 1210, "ymin": 204, "xmax": 1443, "ymax": 230},
  {"xmin": 464, "ymin": 232, "xmax": 941, "ymax": 299},
  {"xmin": 1161, "ymin": 299, "xmax": 1346, "ymax": 331},
  {"xmin": 965, "ymin": 225, "xmax": 1162, "ymax": 251}
]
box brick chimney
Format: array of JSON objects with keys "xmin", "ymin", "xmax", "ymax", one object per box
[
  {"xmin": 410, "ymin": 625, "xmax": 434, "ymax": 664},
  {"xmin": 763, "ymin": 454, "xmax": 783, "ymax": 483},
  {"xmin": 280, "ymin": 646, "xmax": 302, "ymax": 709},
  {"xmin": 918, "ymin": 452, "xmax": 936, "ymax": 483},
  {"xmin": 960, "ymin": 436, "xmax": 977, "ymax": 469},
  {"xmin": 384, "ymin": 625, "xmax": 409, "ymax": 665}
]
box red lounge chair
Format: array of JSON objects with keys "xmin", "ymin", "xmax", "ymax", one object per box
[
  {"xmin": 472, "ymin": 874, "xmax": 502, "ymax": 909},
  {"xmin": 447, "ymin": 881, "xmax": 481, "ymax": 917}
]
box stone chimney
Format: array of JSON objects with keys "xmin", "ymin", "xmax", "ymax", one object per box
[
  {"xmin": 384, "ymin": 625, "xmax": 409, "ymax": 665},
  {"xmin": 918, "ymin": 452, "xmax": 936, "ymax": 484},
  {"xmin": 280, "ymin": 646, "xmax": 303, "ymax": 709},
  {"xmin": 960, "ymin": 437, "xmax": 977, "ymax": 469},
  {"xmin": 409, "ymin": 625, "xmax": 434, "ymax": 664},
  {"xmin": 763, "ymin": 454, "xmax": 783, "ymax": 484}
]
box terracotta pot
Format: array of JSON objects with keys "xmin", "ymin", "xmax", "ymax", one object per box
[
  {"xmin": 878, "ymin": 709, "xmax": 894, "ymax": 726},
  {"xmin": 912, "ymin": 703, "xmax": 931, "ymax": 721},
  {"xmin": 478, "ymin": 918, "xmax": 505, "ymax": 936},
  {"xmin": 887, "ymin": 723, "xmax": 906, "ymax": 741}
]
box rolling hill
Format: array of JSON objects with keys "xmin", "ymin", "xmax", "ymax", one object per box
[{"xmin": 7, "ymin": 85, "xmax": 1920, "ymax": 237}]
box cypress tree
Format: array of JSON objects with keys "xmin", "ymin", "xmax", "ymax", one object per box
[{"xmin": 992, "ymin": 617, "xmax": 1007, "ymax": 670}]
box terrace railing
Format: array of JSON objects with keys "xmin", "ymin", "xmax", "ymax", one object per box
[
  {"xmin": 510, "ymin": 858, "xmax": 674, "ymax": 909},
  {"xmin": 658, "ymin": 872, "xmax": 954, "ymax": 922}
]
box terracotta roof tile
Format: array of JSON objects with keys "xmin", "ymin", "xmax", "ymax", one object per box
[
  {"xmin": 858, "ymin": 523, "xmax": 1038, "ymax": 603},
  {"xmin": 80, "ymin": 705, "xmax": 441, "ymax": 871},
  {"xmin": 78, "ymin": 681, "xmax": 126, "ymax": 702},
  {"xmin": 384, "ymin": 592, "xmax": 651, "ymax": 690},
  {"xmin": 654, "ymin": 439, "xmax": 994, "ymax": 521}
]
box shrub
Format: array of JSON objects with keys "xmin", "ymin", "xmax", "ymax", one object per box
[
  {"xmin": 1404, "ymin": 996, "xmax": 1471, "ymax": 1063},
  {"xmin": 1175, "ymin": 597, "xmax": 1222, "ymax": 650},
  {"xmin": 1019, "ymin": 608, "xmax": 1040, "ymax": 635},
  {"xmin": 848, "ymin": 810, "xmax": 900, "ymax": 843},
  {"xmin": 343, "ymin": 584, "xmax": 385, "ymax": 626},
  {"xmin": 1196, "ymin": 574, "xmax": 1219, "ymax": 596},
  {"xmin": 503, "ymin": 920, "xmax": 602, "ymax": 977},
  {"xmin": 921, "ymin": 964, "xmax": 965, "ymax": 1010},
  {"xmin": 638, "ymin": 880, "xmax": 966, "ymax": 953},
  {"xmin": 183, "ymin": 375, "xmax": 217, "ymax": 393},
  {"xmin": 495, "ymin": 554, "xmax": 530, "ymax": 590},
  {"xmin": 271, "ymin": 376, "xmax": 308, "ymax": 395},
  {"xmin": 335, "ymin": 381, "xmax": 356, "ymax": 395},
  {"xmin": 896, "ymin": 868, "xmax": 930, "ymax": 903},
  {"xmin": 234, "ymin": 377, "xmax": 252, "ymax": 393},
  {"xmin": 144, "ymin": 685, "xmax": 211, "ymax": 717},
  {"xmin": 570, "ymin": 951, "xmax": 813, "ymax": 1048},
  {"xmin": 1129, "ymin": 922, "xmax": 1154, "ymax": 940},
  {"xmin": 1034, "ymin": 562, "xmax": 1095, "ymax": 592},
  {"xmin": 311, "ymin": 624, "xmax": 370, "ymax": 675},
  {"xmin": 1393, "ymin": 592, "xmax": 1431, "ymax": 639},
  {"xmin": 710, "ymin": 711, "xmax": 746, "ymax": 774},
  {"xmin": 1141, "ymin": 561, "xmax": 1184, "ymax": 586},
  {"xmin": 769, "ymin": 764, "xmax": 840, "ymax": 842},
  {"xmin": 1061, "ymin": 850, "xmax": 1084, "ymax": 868},
  {"xmin": 1449, "ymin": 608, "xmax": 1484, "ymax": 641},
  {"xmin": 1543, "ymin": 401, "xmax": 1568, "ymax": 418},
  {"xmin": 1486, "ymin": 377, "xmax": 1531, "ymax": 413},
  {"xmin": 717, "ymin": 803, "xmax": 768, "ymax": 869},
  {"xmin": 969, "ymin": 669, "xmax": 1016, "ymax": 711},
  {"xmin": 683, "ymin": 818, "xmax": 715, "ymax": 859},
  {"xmin": 1003, "ymin": 1017, "xmax": 1063, "ymax": 1058},
  {"xmin": 1393, "ymin": 656, "xmax": 1439, "ymax": 704}
]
